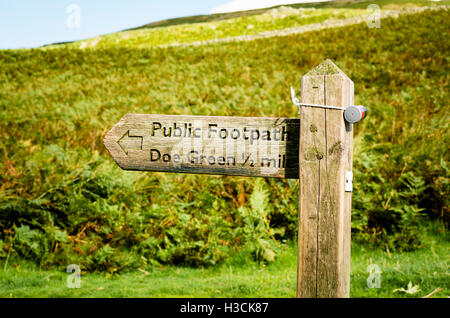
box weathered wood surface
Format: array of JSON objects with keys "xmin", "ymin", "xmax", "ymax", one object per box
[
  {"xmin": 104, "ymin": 114, "xmax": 300, "ymax": 178},
  {"xmin": 297, "ymin": 59, "xmax": 353, "ymax": 298}
]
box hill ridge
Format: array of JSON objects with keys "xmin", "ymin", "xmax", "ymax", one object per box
[{"xmin": 159, "ymin": 5, "xmax": 448, "ymax": 48}]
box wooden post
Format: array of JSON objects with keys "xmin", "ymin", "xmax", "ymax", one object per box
[{"xmin": 297, "ymin": 60, "xmax": 354, "ymax": 298}]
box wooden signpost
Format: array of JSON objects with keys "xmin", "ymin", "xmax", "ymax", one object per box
[
  {"xmin": 104, "ymin": 114, "xmax": 300, "ymax": 178},
  {"xmin": 104, "ymin": 60, "xmax": 358, "ymax": 298}
]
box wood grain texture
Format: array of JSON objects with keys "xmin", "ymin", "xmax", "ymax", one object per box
[
  {"xmin": 104, "ymin": 114, "xmax": 300, "ymax": 178},
  {"xmin": 297, "ymin": 60, "xmax": 353, "ymax": 298},
  {"xmin": 297, "ymin": 73, "xmax": 325, "ymax": 298}
]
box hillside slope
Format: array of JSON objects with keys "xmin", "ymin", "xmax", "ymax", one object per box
[
  {"xmin": 44, "ymin": 1, "xmax": 449, "ymax": 49},
  {"xmin": 0, "ymin": 8, "xmax": 448, "ymax": 271}
]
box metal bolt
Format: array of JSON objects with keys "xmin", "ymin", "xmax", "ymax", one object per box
[{"xmin": 344, "ymin": 106, "xmax": 367, "ymax": 124}]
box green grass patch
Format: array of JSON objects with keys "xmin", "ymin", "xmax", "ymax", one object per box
[
  {"xmin": 350, "ymin": 221, "xmax": 449, "ymax": 298},
  {"xmin": 1, "ymin": 221, "xmax": 447, "ymax": 298}
]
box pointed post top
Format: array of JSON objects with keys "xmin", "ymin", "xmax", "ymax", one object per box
[{"xmin": 304, "ymin": 59, "xmax": 351, "ymax": 79}]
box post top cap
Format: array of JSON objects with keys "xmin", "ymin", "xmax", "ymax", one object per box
[{"xmin": 304, "ymin": 59, "xmax": 350, "ymax": 79}]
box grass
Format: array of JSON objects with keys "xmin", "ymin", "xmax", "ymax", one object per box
[
  {"xmin": 350, "ymin": 221, "xmax": 449, "ymax": 298},
  {"xmin": 1, "ymin": 221, "xmax": 448, "ymax": 298}
]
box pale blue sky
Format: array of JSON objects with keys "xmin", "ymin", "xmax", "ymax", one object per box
[
  {"xmin": 0, "ymin": 0, "xmax": 326, "ymax": 49},
  {"xmin": 0, "ymin": 1, "xmax": 228, "ymax": 49}
]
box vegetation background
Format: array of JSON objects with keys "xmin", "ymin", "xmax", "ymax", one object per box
[{"xmin": 0, "ymin": 0, "xmax": 448, "ymax": 297}]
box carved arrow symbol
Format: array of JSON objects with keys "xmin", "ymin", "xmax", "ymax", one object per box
[{"xmin": 118, "ymin": 130, "xmax": 143, "ymax": 155}]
